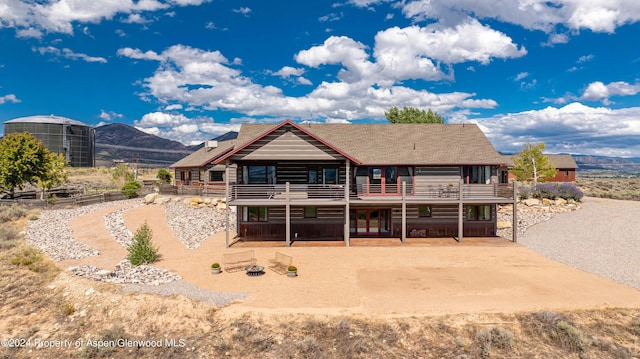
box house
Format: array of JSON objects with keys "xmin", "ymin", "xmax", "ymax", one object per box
[
  {"xmin": 502, "ymin": 154, "xmax": 578, "ymax": 182},
  {"xmin": 546, "ymin": 154, "xmax": 578, "ymax": 182},
  {"xmin": 209, "ymin": 120, "xmax": 517, "ymax": 247},
  {"xmin": 170, "ymin": 139, "xmax": 237, "ymax": 196}
]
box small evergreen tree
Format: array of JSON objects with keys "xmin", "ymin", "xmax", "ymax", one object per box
[
  {"xmin": 126, "ymin": 221, "xmax": 159, "ymax": 265},
  {"xmin": 121, "ymin": 180, "xmax": 142, "ymax": 198},
  {"xmin": 156, "ymin": 168, "xmax": 173, "ymax": 184}
]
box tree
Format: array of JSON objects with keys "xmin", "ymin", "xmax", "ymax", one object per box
[
  {"xmin": 156, "ymin": 168, "xmax": 172, "ymax": 184},
  {"xmin": 511, "ymin": 142, "xmax": 557, "ymax": 185},
  {"xmin": 0, "ymin": 133, "xmax": 57, "ymax": 198},
  {"xmin": 384, "ymin": 106, "xmax": 445, "ymax": 124},
  {"xmin": 38, "ymin": 152, "xmax": 68, "ymax": 200}
]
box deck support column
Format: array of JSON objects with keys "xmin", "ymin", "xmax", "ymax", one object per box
[
  {"xmin": 344, "ymin": 160, "xmax": 350, "ymax": 246},
  {"xmin": 285, "ymin": 182, "xmax": 291, "ymax": 247},
  {"xmin": 225, "ymin": 162, "xmax": 230, "ymax": 248},
  {"xmin": 401, "ymin": 181, "xmax": 406, "ymax": 243},
  {"xmin": 458, "ymin": 179, "xmax": 464, "ymax": 243},
  {"xmin": 512, "ymin": 181, "xmax": 518, "ymax": 243}
]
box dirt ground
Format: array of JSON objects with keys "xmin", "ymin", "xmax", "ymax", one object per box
[{"xmin": 56, "ymin": 202, "xmax": 640, "ymax": 319}]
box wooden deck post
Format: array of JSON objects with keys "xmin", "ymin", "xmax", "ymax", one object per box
[
  {"xmin": 344, "ymin": 160, "xmax": 350, "ymax": 246},
  {"xmin": 401, "ymin": 181, "xmax": 406, "ymax": 243},
  {"xmin": 512, "ymin": 181, "xmax": 518, "ymax": 243},
  {"xmin": 285, "ymin": 182, "xmax": 291, "ymax": 247},
  {"xmin": 458, "ymin": 179, "xmax": 463, "ymax": 243},
  {"xmin": 225, "ymin": 162, "xmax": 230, "ymax": 248}
]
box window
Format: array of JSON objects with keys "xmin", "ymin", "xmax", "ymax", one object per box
[
  {"xmin": 243, "ymin": 207, "xmax": 267, "ymax": 222},
  {"xmin": 243, "ymin": 165, "xmax": 276, "ymax": 184},
  {"xmin": 418, "ymin": 206, "xmax": 432, "ymax": 217},
  {"xmin": 304, "ymin": 206, "xmax": 317, "ymax": 218},
  {"xmin": 323, "ymin": 168, "xmax": 338, "ymax": 184},
  {"xmin": 467, "ymin": 166, "xmax": 492, "ymax": 184},
  {"xmin": 308, "ymin": 169, "xmax": 318, "ymax": 184},
  {"xmin": 210, "ymin": 171, "xmax": 224, "ymax": 182},
  {"xmin": 467, "ymin": 205, "xmax": 491, "ymax": 221}
]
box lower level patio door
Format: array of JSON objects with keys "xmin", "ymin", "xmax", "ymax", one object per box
[{"xmin": 350, "ymin": 209, "xmax": 391, "ymax": 236}]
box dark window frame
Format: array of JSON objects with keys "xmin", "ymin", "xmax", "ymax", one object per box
[
  {"xmin": 304, "ymin": 206, "xmax": 317, "ymax": 218},
  {"xmin": 418, "ymin": 205, "xmax": 432, "ymax": 218}
]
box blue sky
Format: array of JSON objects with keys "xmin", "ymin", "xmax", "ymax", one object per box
[{"xmin": 1, "ymin": 1, "xmax": 640, "ymax": 157}]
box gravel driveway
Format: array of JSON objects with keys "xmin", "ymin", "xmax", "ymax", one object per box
[{"xmin": 519, "ymin": 196, "xmax": 640, "ymax": 290}]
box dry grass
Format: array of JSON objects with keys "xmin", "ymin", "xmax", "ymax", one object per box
[
  {"xmin": 577, "ymin": 177, "xmax": 640, "ymax": 201},
  {"xmin": 1, "ymin": 205, "xmax": 640, "ymax": 358}
]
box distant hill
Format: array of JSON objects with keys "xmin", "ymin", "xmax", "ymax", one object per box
[
  {"xmin": 95, "ymin": 124, "xmax": 239, "ymax": 166},
  {"xmin": 187, "ymin": 131, "xmax": 239, "ymax": 151},
  {"xmin": 95, "ymin": 123, "xmax": 193, "ymax": 166},
  {"xmin": 573, "ymin": 154, "xmax": 640, "ymax": 176}
]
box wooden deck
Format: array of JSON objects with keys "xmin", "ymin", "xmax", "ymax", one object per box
[{"xmin": 230, "ymin": 236, "xmax": 515, "ymax": 248}]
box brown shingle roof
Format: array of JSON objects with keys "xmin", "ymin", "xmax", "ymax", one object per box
[
  {"xmin": 503, "ymin": 154, "xmax": 578, "ymax": 169},
  {"xmin": 170, "ymin": 140, "xmax": 236, "ymax": 168},
  {"xmin": 547, "ymin": 154, "xmax": 578, "ymax": 169},
  {"xmin": 231, "ymin": 122, "xmax": 506, "ymax": 165}
]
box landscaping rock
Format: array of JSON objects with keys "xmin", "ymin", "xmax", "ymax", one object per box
[
  {"xmin": 523, "ymin": 198, "xmax": 540, "ymax": 206},
  {"xmin": 144, "ymin": 193, "xmax": 158, "ymax": 204},
  {"xmin": 155, "ymin": 197, "xmax": 171, "ymax": 205}
]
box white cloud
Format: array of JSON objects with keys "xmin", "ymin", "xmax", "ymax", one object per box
[
  {"xmin": 271, "ymin": 66, "xmax": 305, "ymax": 78},
  {"xmin": 119, "ymin": 42, "xmax": 499, "ymax": 123},
  {"xmin": 99, "ymin": 110, "xmax": 123, "ymax": 121},
  {"xmin": 122, "ymin": 13, "xmax": 150, "ymax": 24},
  {"xmin": 164, "ymin": 104, "xmax": 183, "ymax": 110},
  {"xmin": 33, "ymin": 46, "xmax": 107, "ymax": 63},
  {"xmin": 467, "ymin": 102, "xmax": 640, "ymax": 157},
  {"xmin": 581, "ymin": 81, "xmax": 640, "ymax": 104},
  {"xmin": 514, "ymin": 72, "xmax": 529, "ymax": 81},
  {"xmin": 116, "ymin": 47, "xmax": 162, "ymax": 61},
  {"xmin": 134, "ymin": 111, "xmax": 240, "ymax": 144},
  {"xmin": 401, "ymin": 0, "xmax": 640, "ymax": 35},
  {"xmin": 295, "ymin": 20, "xmax": 525, "ymax": 85},
  {"xmin": 0, "ymin": 94, "xmax": 20, "ymax": 105},
  {"xmin": 0, "ymin": 0, "xmax": 207, "ymax": 36},
  {"xmin": 232, "ymin": 7, "xmax": 251, "ymax": 16}
]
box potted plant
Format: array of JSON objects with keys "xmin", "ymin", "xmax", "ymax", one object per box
[
  {"xmin": 287, "ymin": 265, "xmax": 297, "ymax": 277},
  {"xmin": 211, "ymin": 262, "xmax": 221, "ymax": 274}
]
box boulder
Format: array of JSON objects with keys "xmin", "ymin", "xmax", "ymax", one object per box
[
  {"xmin": 155, "ymin": 197, "xmax": 171, "ymax": 205},
  {"xmin": 497, "ymin": 221, "xmax": 512, "ymax": 229},
  {"xmin": 218, "ymin": 202, "xmax": 227, "ymax": 210},
  {"xmin": 523, "ymin": 198, "xmax": 540, "ymax": 206},
  {"xmin": 144, "ymin": 193, "xmax": 158, "ymax": 204},
  {"xmin": 554, "ymin": 198, "xmax": 567, "ymax": 206},
  {"xmin": 541, "ymin": 198, "xmax": 552, "ymax": 206},
  {"xmin": 191, "ymin": 197, "xmax": 203, "ymax": 204}
]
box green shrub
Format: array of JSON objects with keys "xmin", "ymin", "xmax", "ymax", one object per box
[
  {"xmin": 126, "ymin": 221, "xmax": 159, "ymax": 265},
  {"xmin": 121, "ymin": 180, "xmax": 142, "ymax": 199},
  {"xmin": 156, "ymin": 168, "xmax": 173, "ymax": 184},
  {"xmin": 10, "ymin": 246, "xmax": 47, "ymax": 272}
]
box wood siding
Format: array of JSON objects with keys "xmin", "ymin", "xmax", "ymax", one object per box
[
  {"xmin": 239, "ymin": 205, "xmax": 344, "ymax": 240},
  {"xmin": 232, "ymin": 125, "xmax": 345, "ymax": 161}
]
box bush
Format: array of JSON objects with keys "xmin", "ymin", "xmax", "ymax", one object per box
[
  {"xmin": 555, "ymin": 182, "xmax": 584, "ymax": 201},
  {"xmin": 121, "ymin": 180, "xmax": 142, "ymax": 199},
  {"xmin": 156, "ymin": 168, "xmax": 173, "ymax": 184},
  {"xmin": 126, "ymin": 221, "xmax": 159, "ymax": 266},
  {"xmin": 0, "ymin": 225, "xmax": 21, "ymax": 250},
  {"xmin": 0, "ymin": 204, "xmax": 29, "ymax": 223},
  {"xmin": 523, "ymin": 182, "xmax": 584, "ymax": 202}
]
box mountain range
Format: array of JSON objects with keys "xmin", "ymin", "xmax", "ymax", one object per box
[
  {"xmin": 94, "ymin": 123, "xmax": 237, "ymax": 166},
  {"xmin": 95, "ymin": 123, "xmax": 639, "ymax": 175}
]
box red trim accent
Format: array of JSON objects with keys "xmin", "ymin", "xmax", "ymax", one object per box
[{"xmin": 213, "ymin": 119, "xmax": 362, "ymax": 165}]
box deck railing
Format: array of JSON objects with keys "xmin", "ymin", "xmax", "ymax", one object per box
[
  {"xmin": 229, "ymin": 182, "xmax": 515, "ymax": 201},
  {"xmin": 229, "ymin": 183, "xmax": 346, "ymax": 201}
]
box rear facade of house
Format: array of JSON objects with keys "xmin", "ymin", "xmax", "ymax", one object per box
[{"xmin": 213, "ymin": 120, "xmax": 516, "ymax": 246}]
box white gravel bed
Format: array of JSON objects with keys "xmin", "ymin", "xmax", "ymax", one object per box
[
  {"xmin": 69, "ymin": 260, "xmax": 182, "ymax": 284},
  {"xmin": 163, "ymin": 201, "xmax": 235, "ymax": 249},
  {"xmin": 25, "ymin": 199, "xmax": 142, "ymax": 261},
  {"xmin": 518, "ymin": 197, "xmax": 640, "ymax": 290}
]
